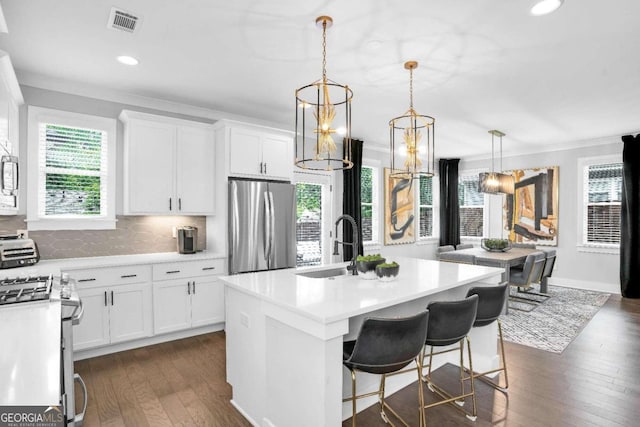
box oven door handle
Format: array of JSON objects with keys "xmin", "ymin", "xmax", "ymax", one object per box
[
  {"xmin": 74, "ymin": 373, "xmax": 87, "ymax": 426},
  {"xmin": 71, "ymin": 299, "xmax": 84, "ymax": 325}
]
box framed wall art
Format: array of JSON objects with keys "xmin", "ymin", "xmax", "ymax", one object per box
[
  {"xmin": 504, "ymin": 166, "xmax": 559, "ymax": 246},
  {"xmin": 383, "ymin": 168, "xmax": 415, "ymax": 245}
]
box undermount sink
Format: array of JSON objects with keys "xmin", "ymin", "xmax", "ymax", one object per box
[{"xmin": 296, "ymin": 267, "xmax": 349, "ymax": 279}]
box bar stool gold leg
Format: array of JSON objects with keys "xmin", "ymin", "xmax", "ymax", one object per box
[
  {"xmin": 351, "ymin": 370, "xmax": 357, "ymax": 427},
  {"xmin": 465, "ymin": 336, "xmax": 478, "ymax": 421}
]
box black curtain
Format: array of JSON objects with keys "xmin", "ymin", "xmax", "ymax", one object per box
[
  {"xmin": 620, "ymin": 134, "xmax": 640, "ymax": 298},
  {"xmin": 439, "ymin": 158, "xmax": 461, "ymax": 247},
  {"xmin": 342, "ymin": 139, "xmax": 364, "ymax": 261}
]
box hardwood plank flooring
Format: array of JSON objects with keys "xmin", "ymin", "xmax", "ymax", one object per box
[{"xmin": 75, "ymin": 294, "xmax": 640, "ymax": 426}]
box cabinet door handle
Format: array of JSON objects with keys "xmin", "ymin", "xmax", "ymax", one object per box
[
  {"xmin": 104, "ymin": 291, "xmax": 107, "ymax": 307},
  {"xmin": 78, "ymin": 278, "xmax": 96, "ymax": 283},
  {"xmin": 264, "ymin": 162, "xmax": 267, "ymax": 174},
  {"xmin": 121, "ymin": 274, "xmax": 137, "ymax": 279},
  {"xmin": 193, "ymin": 281, "xmax": 196, "ymax": 294},
  {"xmin": 166, "ymin": 270, "xmax": 181, "ymax": 274},
  {"xmin": 202, "ymin": 266, "xmax": 216, "ymax": 271},
  {"xmin": 179, "ymin": 198, "xmax": 182, "ymax": 211},
  {"xmin": 187, "ymin": 281, "xmax": 191, "ymax": 295},
  {"xmin": 169, "ymin": 198, "xmax": 172, "ymax": 211},
  {"xmin": 260, "ymin": 162, "xmax": 263, "ymax": 174},
  {"xmin": 111, "ymin": 291, "xmax": 114, "ymax": 306}
]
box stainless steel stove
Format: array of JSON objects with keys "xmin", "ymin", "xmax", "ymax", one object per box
[
  {"xmin": 0, "ymin": 273, "xmax": 86, "ymax": 426},
  {"xmin": 0, "ymin": 275, "xmax": 52, "ymax": 305}
]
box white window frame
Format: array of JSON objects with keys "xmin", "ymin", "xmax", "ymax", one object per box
[
  {"xmin": 577, "ymin": 154, "xmax": 622, "ymax": 254},
  {"xmin": 416, "ymin": 174, "xmax": 439, "ymax": 242},
  {"xmin": 361, "ymin": 160, "xmax": 380, "ymax": 248},
  {"xmin": 27, "ymin": 106, "xmax": 117, "ymax": 230},
  {"xmin": 458, "ymin": 171, "xmax": 487, "ymax": 239},
  {"xmin": 294, "ymin": 170, "xmax": 333, "ymax": 265}
]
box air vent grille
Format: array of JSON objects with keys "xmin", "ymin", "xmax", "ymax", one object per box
[{"xmin": 107, "ymin": 7, "xmax": 140, "ymax": 33}]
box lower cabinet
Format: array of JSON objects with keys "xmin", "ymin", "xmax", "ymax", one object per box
[
  {"xmin": 153, "ymin": 276, "xmax": 224, "ymax": 334},
  {"xmin": 73, "ymin": 282, "xmax": 152, "ymax": 351}
]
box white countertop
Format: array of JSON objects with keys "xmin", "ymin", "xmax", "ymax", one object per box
[
  {"xmin": 0, "ymin": 251, "xmax": 226, "ymax": 278},
  {"xmin": 220, "ymin": 256, "xmax": 503, "ymax": 324},
  {"xmin": 0, "ymin": 299, "xmax": 61, "ymax": 405}
]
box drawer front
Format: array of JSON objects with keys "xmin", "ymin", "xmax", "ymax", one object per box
[
  {"xmin": 65, "ymin": 265, "xmax": 152, "ymax": 289},
  {"xmin": 152, "ymin": 258, "xmax": 225, "ymax": 281}
]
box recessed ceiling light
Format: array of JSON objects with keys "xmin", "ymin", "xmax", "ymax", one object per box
[
  {"xmin": 530, "ymin": 0, "xmax": 564, "ymax": 16},
  {"xmin": 117, "ymin": 55, "xmax": 139, "ymax": 66}
]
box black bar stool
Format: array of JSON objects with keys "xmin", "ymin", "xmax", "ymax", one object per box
[
  {"xmin": 466, "ymin": 284, "xmax": 509, "ymax": 391},
  {"xmin": 421, "ymin": 295, "xmax": 479, "ymax": 423},
  {"xmin": 343, "ymin": 311, "xmax": 429, "ymax": 427}
]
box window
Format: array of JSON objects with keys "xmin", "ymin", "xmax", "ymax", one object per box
[
  {"xmin": 459, "ymin": 174, "xmax": 484, "ymax": 237},
  {"xmin": 418, "ymin": 175, "xmax": 433, "ymax": 237},
  {"xmin": 361, "ymin": 165, "xmax": 379, "ymax": 244},
  {"xmin": 582, "ymin": 161, "xmax": 622, "ymax": 246},
  {"xmin": 295, "ymin": 172, "xmax": 332, "ymax": 267},
  {"xmin": 27, "ymin": 107, "xmax": 116, "ymax": 230}
]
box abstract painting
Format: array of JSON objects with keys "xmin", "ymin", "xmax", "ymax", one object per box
[
  {"xmin": 504, "ymin": 166, "xmax": 559, "ymax": 246},
  {"xmin": 384, "ymin": 168, "xmax": 415, "ymax": 245}
]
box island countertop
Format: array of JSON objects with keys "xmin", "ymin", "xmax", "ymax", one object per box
[{"xmin": 219, "ymin": 256, "xmax": 503, "ymax": 324}]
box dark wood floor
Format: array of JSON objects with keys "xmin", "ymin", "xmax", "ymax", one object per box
[{"xmin": 76, "ymin": 294, "xmax": 640, "ymax": 426}]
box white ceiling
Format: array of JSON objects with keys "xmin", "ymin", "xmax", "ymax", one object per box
[{"xmin": 1, "ymin": 0, "xmax": 638, "ymax": 158}]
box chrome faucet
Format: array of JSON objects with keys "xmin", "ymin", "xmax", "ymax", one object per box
[{"xmin": 333, "ymin": 214, "xmax": 359, "ymax": 275}]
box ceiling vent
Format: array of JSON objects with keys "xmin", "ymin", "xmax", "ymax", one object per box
[{"xmin": 107, "ymin": 7, "xmax": 140, "ymax": 33}]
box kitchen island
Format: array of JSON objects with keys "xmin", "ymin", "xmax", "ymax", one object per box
[{"xmin": 220, "ymin": 256, "xmax": 503, "ymax": 427}]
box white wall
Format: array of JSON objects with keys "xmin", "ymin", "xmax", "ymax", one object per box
[{"xmin": 356, "ymin": 140, "xmax": 623, "ymax": 294}]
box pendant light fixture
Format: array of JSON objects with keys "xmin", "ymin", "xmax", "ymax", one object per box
[
  {"xmin": 295, "ymin": 16, "xmax": 353, "ymax": 171},
  {"xmin": 389, "ymin": 61, "xmax": 435, "ymax": 179},
  {"xmin": 478, "ymin": 130, "xmax": 514, "ymax": 194}
]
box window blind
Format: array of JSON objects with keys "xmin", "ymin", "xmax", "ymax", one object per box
[
  {"xmin": 39, "ymin": 123, "xmax": 108, "ymax": 217},
  {"xmin": 586, "ymin": 163, "xmax": 622, "ymax": 244},
  {"xmin": 361, "ymin": 167, "xmax": 373, "ymax": 242},
  {"xmin": 296, "ymin": 182, "xmax": 323, "ymax": 266},
  {"xmin": 459, "ymin": 175, "xmax": 484, "ymax": 237},
  {"xmin": 419, "ymin": 175, "xmax": 433, "ymax": 237}
]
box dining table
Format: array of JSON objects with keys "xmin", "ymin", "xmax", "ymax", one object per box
[{"xmin": 439, "ymin": 246, "xmax": 539, "ymax": 285}]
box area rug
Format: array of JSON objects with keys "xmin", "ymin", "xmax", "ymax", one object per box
[{"xmin": 501, "ymin": 284, "xmax": 610, "ymax": 353}]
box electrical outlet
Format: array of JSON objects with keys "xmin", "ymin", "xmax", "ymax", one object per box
[
  {"xmin": 172, "ymin": 226, "xmax": 177, "ymax": 238},
  {"xmin": 17, "ymin": 229, "xmax": 28, "ymax": 239},
  {"xmin": 240, "ymin": 312, "xmax": 250, "ymax": 328}
]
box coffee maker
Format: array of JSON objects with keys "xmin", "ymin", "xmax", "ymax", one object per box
[{"xmin": 177, "ymin": 226, "xmax": 198, "ymax": 254}]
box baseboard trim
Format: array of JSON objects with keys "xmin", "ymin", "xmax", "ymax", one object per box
[
  {"xmin": 229, "ymin": 400, "xmax": 259, "ymax": 427},
  {"xmin": 74, "ymin": 323, "xmax": 224, "ymax": 360},
  {"xmin": 548, "ymin": 277, "xmax": 619, "ymax": 294}
]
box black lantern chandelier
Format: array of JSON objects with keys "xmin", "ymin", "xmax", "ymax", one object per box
[
  {"xmin": 389, "ymin": 61, "xmax": 435, "ymax": 179},
  {"xmin": 478, "ymin": 130, "xmax": 514, "ymax": 194},
  {"xmin": 295, "ymin": 16, "xmax": 353, "ymax": 171}
]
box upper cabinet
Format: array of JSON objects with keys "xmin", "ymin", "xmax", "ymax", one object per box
[
  {"xmin": 0, "ymin": 51, "xmax": 24, "ymax": 214},
  {"xmin": 120, "ymin": 110, "xmax": 215, "ymax": 215},
  {"xmin": 216, "ymin": 121, "xmax": 293, "ymax": 182}
]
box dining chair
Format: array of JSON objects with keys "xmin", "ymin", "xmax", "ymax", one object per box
[
  {"xmin": 421, "ymin": 295, "xmax": 479, "ymax": 423},
  {"xmin": 465, "ymin": 284, "xmax": 509, "ymax": 391},
  {"xmin": 512, "ymin": 242, "xmax": 536, "ymax": 248},
  {"xmin": 436, "ymin": 245, "xmax": 455, "ymax": 259},
  {"xmin": 508, "ymin": 251, "xmax": 546, "ymax": 310},
  {"xmin": 343, "ymin": 311, "xmax": 429, "ymax": 427}
]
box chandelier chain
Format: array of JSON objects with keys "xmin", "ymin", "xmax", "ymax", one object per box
[
  {"xmin": 409, "ymin": 67, "xmax": 414, "ymax": 109},
  {"xmin": 322, "ymin": 20, "xmax": 327, "ymax": 83}
]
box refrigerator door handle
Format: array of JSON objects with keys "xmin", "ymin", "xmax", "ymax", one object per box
[
  {"xmin": 264, "ymin": 193, "xmax": 271, "ymax": 262},
  {"xmin": 268, "ymin": 191, "xmax": 276, "ymax": 265}
]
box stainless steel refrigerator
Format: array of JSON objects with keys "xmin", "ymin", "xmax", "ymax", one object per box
[{"xmin": 228, "ymin": 179, "xmax": 297, "ymax": 274}]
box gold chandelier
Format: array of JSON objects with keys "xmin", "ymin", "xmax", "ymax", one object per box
[
  {"xmin": 389, "ymin": 61, "xmax": 435, "ymax": 179},
  {"xmin": 295, "ymin": 16, "xmax": 353, "ymax": 171},
  {"xmin": 478, "ymin": 130, "xmax": 514, "ymax": 194}
]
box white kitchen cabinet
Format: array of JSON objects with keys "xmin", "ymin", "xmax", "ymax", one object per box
[
  {"xmin": 0, "ymin": 51, "xmax": 23, "ymax": 213},
  {"xmin": 152, "ymin": 258, "xmax": 225, "ymax": 334},
  {"xmin": 221, "ymin": 122, "xmax": 293, "ymax": 181},
  {"xmin": 70, "ymin": 266, "xmax": 153, "ymax": 351},
  {"xmin": 120, "ymin": 110, "xmax": 215, "ymax": 215}
]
